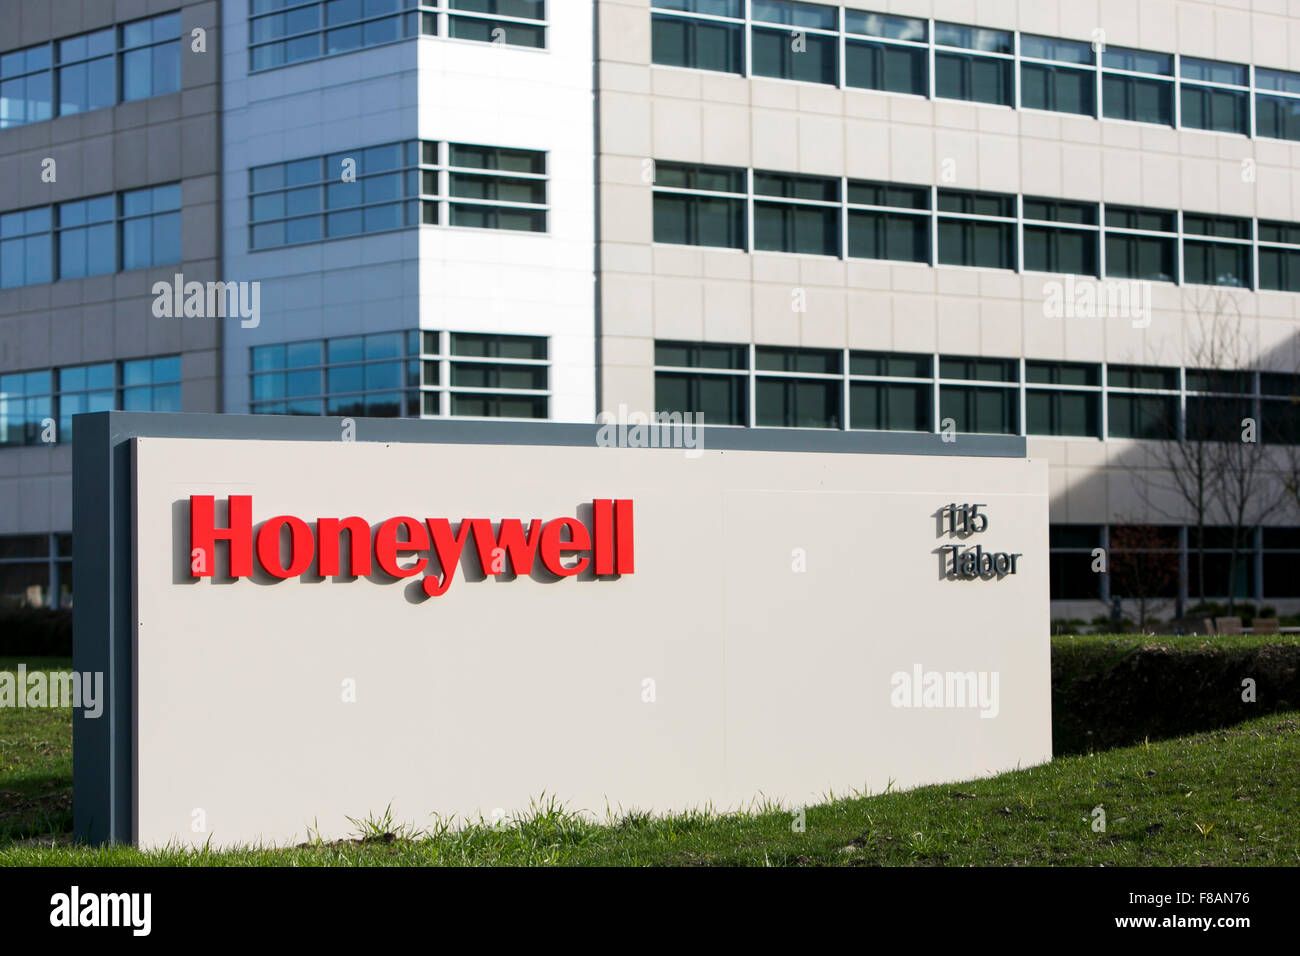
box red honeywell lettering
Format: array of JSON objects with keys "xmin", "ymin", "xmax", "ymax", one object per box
[
  {"xmin": 539, "ymin": 517, "xmax": 591, "ymax": 577},
  {"xmin": 317, "ymin": 516, "xmax": 372, "ymax": 576},
  {"xmin": 190, "ymin": 494, "xmax": 253, "ymax": 578},
  {"xmin": 424, "ymin": 518, "xmax": 475, "ymax": 597},
  {"xmin": 186, "ymin": 497, "xmax": 634, "ymax": 597},
  {"xmin": 256, "ymin": 515, "xmax": 314, "ymax": 578},
  {"xmin": 374, "ymin": 516, "xmax": 429, "ymax": 579}
]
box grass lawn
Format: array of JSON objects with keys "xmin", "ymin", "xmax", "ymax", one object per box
[
  {"xmin": 0, "ymin": 658, "xmax": 73, "ymax": 846},
  {"xmin": 1, "ymin": 649, "xmax": 1298, "ymax": 866}
]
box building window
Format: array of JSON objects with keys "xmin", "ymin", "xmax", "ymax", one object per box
[
  {"xmin": 1048, "ymin": 523, "xmax": 1300, "ymax": 603},
  {"xmin": 0, "ymin": 15, "xmax": 182, "ymax": 130},
  {"xmin": 121, "ymin": 13, "xmax": 183, "ymax": 102},
  {"xmin": 1110, "ymin": 525, "xmax": 1182, "ymax": 600},
  {"xmin": 1261, "ymin": 372, "xmax": 1300, "ymax": 444},
  {"xmin": 447, "ymin": 0, "xmax": 546, "ymax": 49},
  {"xmin": 1185, "ymin": 370, "xmax": 1253, "ymax": 442},
  {"xmin": 1259, "ymin": 221, "xmax": 1300, "ymax": 292},
  {"xmin": 1188, "ymin": 526, "xmax": 1255, "ymax": 599},
  {"xmin": 1048, "ymin": 525, "xmax": 1103, "ymax": 599},
  {"xmin": 848, "ymin": 351, "xmax": 931, "ymax": 431},
  {"xmin": 249, "ymin": 141, "xmax": 544, "ymax": 248},
  {"xmin": 1019, "ymin": 34, "xmax": 1094, "ymax": 116},
  {"xmin": 0, "ymin": 207, "xmax": 53, "ymax": 288},
  {"xmin": 652, "ymin": 161, "xmax": 747, "ymax": 249},
  {"xmin": 1025, "ymin": 361, "xmax": 1100, "ymax": 437},
  {"xmin": 650, "ymin": 1, "xmax": 744, "ymax": 74},
  {"xmin": 121, "ymin": 184, "xmax": 182, "ymax": 270},
  {"xmin": 1101, "ymin": 46, "xmax": 1174, "ymax": 126},
  {"xmin": 1182, "ymin": 213, "xmax": 1252, "ymax": 288},
  {"xmin": 121, "ymin": 356, "xmax": 182, "ymax": 412},
  {"xmin": 750, "ymin": 0, "xmax": 839, "ymax": 86},
  {"xmin": 250, "ymin": 142, "xmax": 422, "ymax": 248},
  {"xmin": 938, "ymin": 355, "xmax": 1018, "ymax": 435},
  {"xmin": 933, "ymin": 22, "xmax": 1013, "ymax": 107},
  {"xmin": 844, "ymin": 11, "xmax": 927, "ymax": 96},
  {"xmin": 654, "ymin": 340, "xmax": 749, "ymax": 427},
  {"xmin": 1022, "ymin": 198, "xmax": 1099, "ymax": 276},
  {"xmin": 753, "ymin": 171, "xmax": 839, "ymax": 256},
  {"xmin": 57, "ymin": 195, "xmax": 116, "ymax": 279},
  {"xmin": 325, "ymin": 333, "xmax": 407, "ymax": 418},
  {"xmin": 937, "ymin": 189, "xmax": 1016, "ymax": 269},
  {"xmin": 1180, "ymin": 57, "xmax": 1249, "ymax": 136},
  {"xmin": 0, "ymin": 44, "xmax": 53, "ymax": 128},
  {"xmin": 645, "ymin": 344, "xmax": 1300, "ymax": 446},
  {"xmin": 0, "ymin": 357, "xmax": 178, "ymax": 446},
  {"xmin": 0, "ymin": 370, "xmax": 53, "ymax": 447},
  {"xmin": 447, "ymin": 144, "xmax": 547, "ymax": 232},
  {"xmin": 1255, "ymin": 68, "xmax": 1300, "ymax": 142},
  {"xmin": 56, "ymin": 27, "xmax": 116, "ymax": 115},
  {"xmin": 1104, "ymin": 205, "xmax": 1177, "ymax": 283},
  {"xmin": 0, "ymin": 534, "xmax": 55, "ymax": 609},
  {"xmin": 252, "ymin": 333, "xmax": 408, "ymax": 418},
  {"xmin": 1106, "ymin": 364, "xmax": 1177, "ymax": 439},
  {"xmin": 846, "ymin": 181, "xmax": 929, "ymax": 263},
  {"xmin": 448, "ymin": 332, "xmax": 549, "ymax": 418},
  {"xmin": 251, "ymin": 330, "xmax": 548, "ymax": 419},
  {"xmin": 755, "ymin": 346, "xmax": 841, "ymax": 428},
  {"xmin": 57, "ymin": 363, "xmax": 116, "ymax": 441},
  {"xmin": 0, "ymin": 185, "xmax": 180, "ymax": 286},
  {"xmin": 248, "ymin": 0, "xmax": 425, "ymax": 72},
  {"xmin": 1262, "ymin": 528, "xmax": 1300, "ymax": 597}
]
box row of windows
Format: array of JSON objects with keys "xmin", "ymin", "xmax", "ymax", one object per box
[
  {"xmin": 0, "ymin": 534, "xmax": 72, "ymax": 609},
  {"xmin": 652, "ymin": 161, "xmax": 1300, "ymax": 291},
  {"xmin": 250, "ymin": 329, "xmax": 549, "ymax": 419},
  {"xmin": 0, "ymin": 356, "xmax": 181, "ymax": 446},
  {"xmin": 0, "ymin": 12, "xmax": 181, "ymax": 130},
  {"xmin": 249, "ymin": 141, "xmax": 547, "ymax": 248},
  {"xmin": 0, "ymin": 185, "xmax": 180, "ymax": 289},
  {"xmin": 654, "ymin": 341, "xmax": 1300, "ymax": 440},
  {"xmin": 248, "ymin": 0, "xmax": 546, "ymax": 72},
  {"xmin": 651, "ymin": 1, "xmax": 1300, "ymax": 142},
  {"xmin": 1051, "ymin": 524, "xmax": 1300, "ymax": 600}
]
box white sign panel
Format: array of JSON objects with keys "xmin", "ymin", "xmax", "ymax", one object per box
[{"xmin": 130, "ymin": 436, "xmax": 1051, "ymax": 848}]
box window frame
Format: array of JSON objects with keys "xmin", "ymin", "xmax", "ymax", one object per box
[{"xmin": 248, "ymin": 329, "xmax": 551, "ymax": 421}]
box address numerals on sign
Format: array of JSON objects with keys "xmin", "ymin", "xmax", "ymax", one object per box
[
  {"xmin": 941, "ymin": 502, "xmax": 988, "ymax": 535},
  {"xmin": 938, "ymin": 502, "xmax": 1022, "ymax": 581}
]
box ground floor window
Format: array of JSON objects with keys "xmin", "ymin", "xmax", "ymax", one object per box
[
  {"xmin": 1050, "ymin": 523, "xmax": 1300, "ymax": 603},
  {"xmin": 0, "ymin": 533, "xmax": 71, "ymax": 608}
]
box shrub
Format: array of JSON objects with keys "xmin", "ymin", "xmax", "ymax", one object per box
[
  {"xmin": 1052, "ymin": 635, "xmax": 1300, "ymax": 754},
  {"xmin": 0, "ymin": 609, "xmax": 73, "ymax": 657}
]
